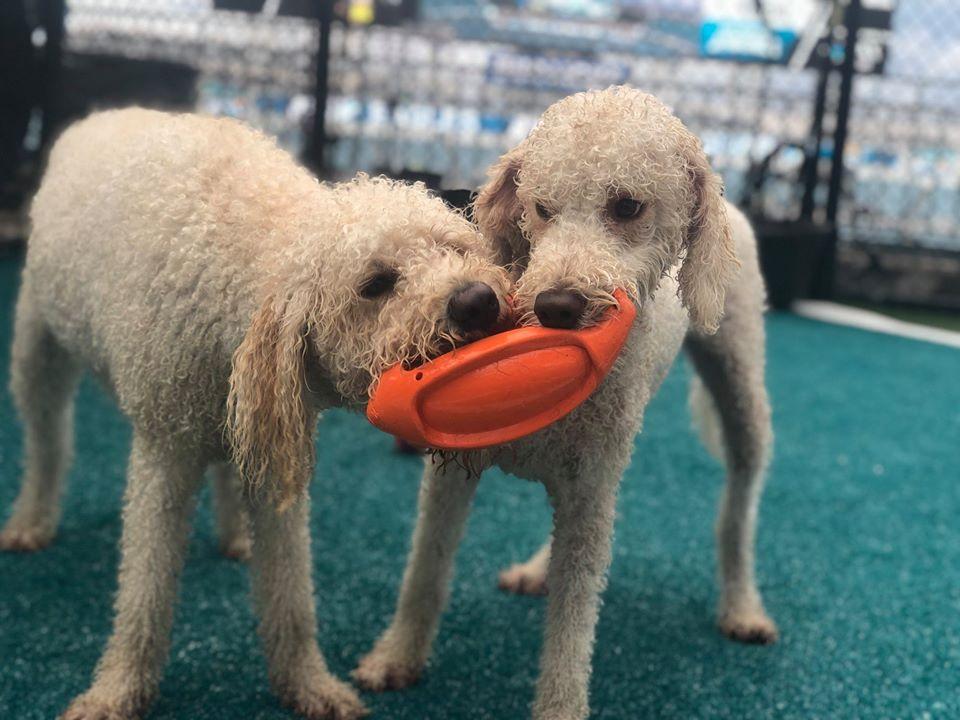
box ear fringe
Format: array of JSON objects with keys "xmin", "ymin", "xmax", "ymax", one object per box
[
  {"xmin": 678, "ymin": 163, "xmax": 740, "ymax": 334},
  {"xmin": 473, "ymin": 147, "xmax": 527, "ymax": 268},
  {"xmin": 227, "ymin": 290, "xmax": 316, "ymax": 511}
]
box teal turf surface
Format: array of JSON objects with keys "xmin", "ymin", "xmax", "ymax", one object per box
[{"xmin": 1, "ymin": 253, "xmax": 959, "ymax": 719}]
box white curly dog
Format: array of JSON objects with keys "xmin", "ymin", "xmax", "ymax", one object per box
[
  {"xmin": 2, "ymin": 108, "xmax": 510, "ymax": 720},
  {"xmin": 354, "ymin": 87, "xmax": 776, "ymax": 720}
]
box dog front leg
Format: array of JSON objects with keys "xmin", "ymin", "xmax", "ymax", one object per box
[
  {"xmin": 246, "ymin": 494, "xmax": 367, "ymax": 720},
  {"xmin": 353, "ymin": 461, "xmax": 480, "ymax": 691},
  {"xmin": 533, "ymin": 461, "xmax": 623, "ymax": 720},
  {"xmin": 61, "ymin": 435, "xmax": 202, "ymax": 720}
]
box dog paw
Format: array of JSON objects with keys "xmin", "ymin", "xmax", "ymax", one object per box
[
  {"xmin": 219, "ymin": 534, "xmax": 252, "ymax": 562},
  {"xmin": 0, "ymin": 523, "xmax": 54, "ymax": 552},
  {"xmin": 59, "ymin": 692, "xmax": 141, "ymax": 720},
  {"xmin": 351, "ymin": 649, "xmax": 422, "ymax": 692},
  {"xmin": 282, "ymin": 675, "xmax": 368, "ymax": 720},
  {"xmin": 498, "ymin": 562, "xmax": 548, "ymax": 596},
  {"xmin": 719, "ymin": 609, "xmax": 779, "ymax": 645}
]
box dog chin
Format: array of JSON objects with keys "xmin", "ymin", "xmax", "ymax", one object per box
[
  {"xmin": 401, "ymin": 348, "xmax": 444, "ymax": 371},
  {"xmin": 514, "ymin": 299, "xmax": 615, "ymax": 330},
  {"xmin": 401, "ymin": 326, "xmax": 504, "ymax": 370},
  {"xmin": 576, "ymin": 309, "xmax": 612, "ymax": 328}
]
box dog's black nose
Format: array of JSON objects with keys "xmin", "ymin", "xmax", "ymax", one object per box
[
  {"xmin": 447, "ymin": 282, "xmax": 500, "ymax": 333},
  {"xmin": 534, "ymin": 289, "xmax": 587, "ymax": 329}
]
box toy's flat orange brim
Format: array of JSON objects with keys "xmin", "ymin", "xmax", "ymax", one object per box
[{"xmin": 366, "ymin": 289, "xmax": 636, "ymax": 450}]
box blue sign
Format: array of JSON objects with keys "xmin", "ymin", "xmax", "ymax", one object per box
[{"xmin": 701, "ymin": 19, "xmax": 798, "ymax": 63}]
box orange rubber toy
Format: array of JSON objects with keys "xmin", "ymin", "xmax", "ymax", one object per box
[{"xmin": 366, "ymin": 289, "xmax": 636, "ymax": 450}]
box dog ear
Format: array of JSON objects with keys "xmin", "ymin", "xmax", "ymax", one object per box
[
  {"xmin": 677, "ymin": 147, "xmax": 740, "ymax": 334},
  {"xmin": 473, "ymin": 147, "xmax": 528, "ymax": 268},
  {"xmin": 227, "ymin": 289, "xmax": 316, "ymax": 511}
]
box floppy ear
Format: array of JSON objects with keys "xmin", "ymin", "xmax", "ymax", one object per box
[
  {"xmin": 473, "ymin": 147, "xmax": 528, "ymax": 268},
  {"xmin": 227, "ymin": 289, "xmax": 316, "ymax": 511},
  {"xmin": 677, "ymin": 149, "xmax": 740, "ymax": 334}
]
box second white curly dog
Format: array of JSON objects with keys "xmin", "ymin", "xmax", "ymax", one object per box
[{"xmin": 355, "ymin": 87, "xmax": 776, "ymax": 720}]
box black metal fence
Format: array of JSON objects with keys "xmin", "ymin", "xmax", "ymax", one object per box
[
  {"xmin": 833, "ymin": 0, "xmax": 960, "ymax": 308},
  {"xmin": 5, "ymin": 0, "xmax": 960, "ymax": 309}
]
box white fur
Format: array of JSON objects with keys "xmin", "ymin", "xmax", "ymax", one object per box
[
  {"xmin": 2, "ymin": 108, "xmax": 509, "ymax": 720},
  {"xmin": 355, "ymin": 87, "xmax": 776, "ymax": 720}
]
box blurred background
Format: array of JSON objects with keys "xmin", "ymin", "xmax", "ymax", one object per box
[
  {"xmin": 2, "ymin": 5, "xmax": 960, "ymax": 720},
  {"xmin": 1, "ymin": 0, "xmax": 959, "ymax": 322}
]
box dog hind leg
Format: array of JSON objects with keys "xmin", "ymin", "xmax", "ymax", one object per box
[
  {"xmin": 685, "ymin": 310, "xmax": 777, "ymax": 644},
  {"xmin": 210, "ymin": 462, "xmax": 251, "ymax": 561},
  {"xmin": 498, "ymin": 538, "xmax": 551, "ymax": 596},
  {"xmin": 1, "ymin": 296, "xmax": 81, "ymax": 551}
]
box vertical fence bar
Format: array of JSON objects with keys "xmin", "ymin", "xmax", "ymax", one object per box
[
  {"xmin": 800, "ymin": 52, "xmax": 830, "ymax": 220},
  {"xmin": 810, "ymin": 0, "xmax": 863, "ymax": 299},
  {"xmin": 307, "ymin": 1, "xmax": 333, "ymax": 173},
  {"xmin": 39, "ymin": 0, "xmax": 65, "ymax": 149},
  {"xmin": 826, "ymin": 0, "xmax": 861, "ymax": 223}
]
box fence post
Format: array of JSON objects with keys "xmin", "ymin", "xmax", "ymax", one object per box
[
  {"xmin": 811, "ymin": 0, "xmax": 863, "ymax": 298},
  {"xmin": 39, "ymin": 0, "xmax": 65, "ymax": 149},
  {"xmin": 826, "ymin": 0, "xmax": 861, "ymax": 224},
  {"xmin": 307, "ymin": 1, "xmax": 333, "ymax": 174}
]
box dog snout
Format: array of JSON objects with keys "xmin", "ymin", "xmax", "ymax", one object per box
[
  {"xmin": 447, "ymin": 281, "xmax": 501, "ymax": 333},
  {"xmin": 533, "ymin": 289, "xmax": 587, "ymax": 329}
]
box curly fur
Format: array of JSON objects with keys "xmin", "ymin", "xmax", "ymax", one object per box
[
  {"xmin": 357, "ymin": 87, "xmax": 775, "ymax": 720},
  {"xmin": 2, "ymin": 108, "xmax": 508, "ymax": 720}
]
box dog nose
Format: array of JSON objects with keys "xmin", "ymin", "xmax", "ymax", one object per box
[
  {"xmin": 534, "ymin": 289, "xmax": 587, "ymax": 329},
  {"xmin": 447, "ymin": 282, "xmax": 501, "ymax": 333}
]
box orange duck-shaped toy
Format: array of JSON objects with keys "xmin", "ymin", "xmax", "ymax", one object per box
[{"xmin": 367, "ymin": 289, "xmax": 636, "ymax": 450}]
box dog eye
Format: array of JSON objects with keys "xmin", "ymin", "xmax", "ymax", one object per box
[
  {"xmin": 612, "ymin": 197, "xmax": 644, "ymax": 220},
  {"xmin": 535, "ymin": 202, "xmax": 555, "ymax": 221},
  {"xmin": 359, "ymin": 268, "xmax": 400, "ymax": 299}
]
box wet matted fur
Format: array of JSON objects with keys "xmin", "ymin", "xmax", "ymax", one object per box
[
  {"xmin": 1, "ymin": 108, "xmax": 509, "ymax": 720},
  {"xmin": 355, "ymin": 87, "xmax": 776, "ymax": 720}
]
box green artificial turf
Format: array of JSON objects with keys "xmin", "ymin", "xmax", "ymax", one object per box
[{"xmin": 1, "ymin": 252, "xmax": 959, "ymax": 720}]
